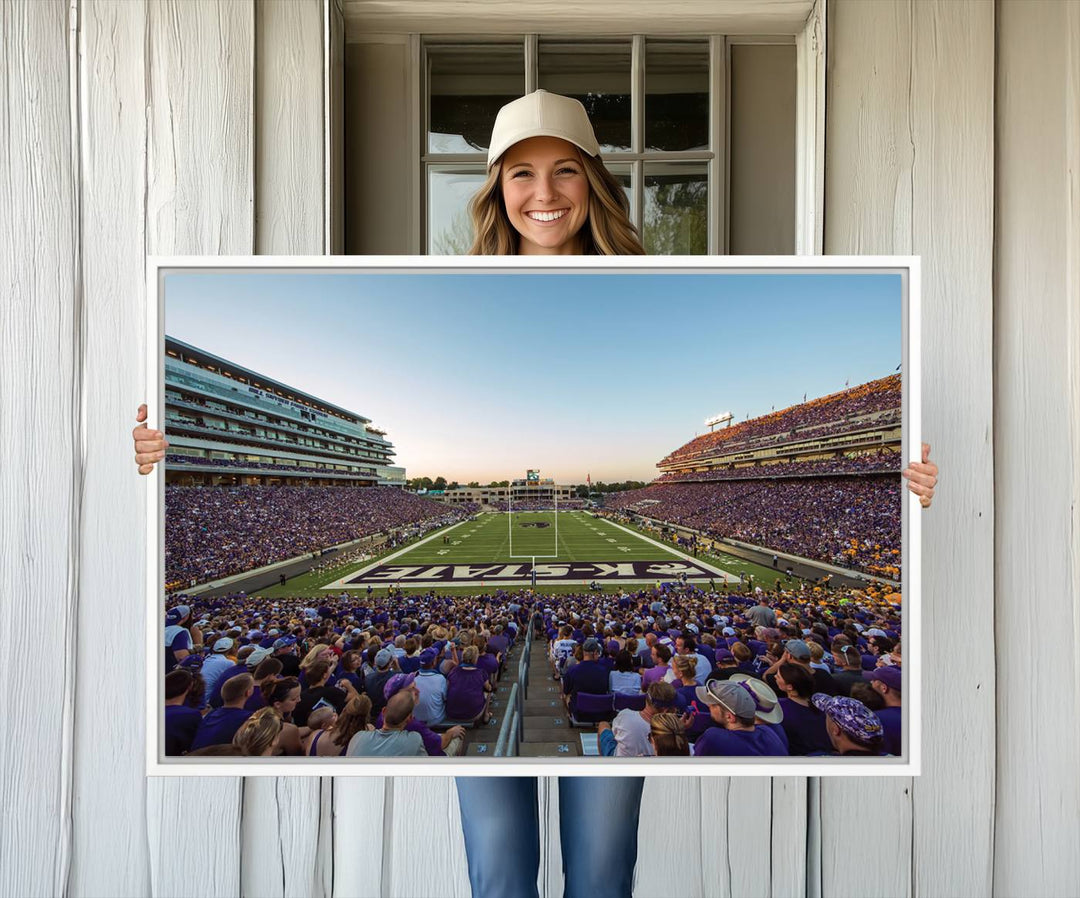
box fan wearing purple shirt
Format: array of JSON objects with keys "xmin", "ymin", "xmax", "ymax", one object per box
[
  {"xmin": 774, "ymin": 663, "xmax": 832, "ymax": 755},
  {"xmin": 727, "ymin": 673, "xmax": 789, "ymax": 754},
  {"xmin": 445, "ymin": 646, "xmax": 493, "ymax": 723},
  {"xmin": 810, "ymin": 693, "xmax": 886, "ymax": 756},
  {"xmin": 690, "ymin": 680, "xmax": 787, "ymax": 757},
  {"xmin": 190, "ymin": 673, "xmax": 254, "ymax": 752},
  {"xmin": 640, "ymin": 643, "xmax": 672, "ymax": 687},
  {"xmin": 561, "ymin": 638, "xmax": 610, "ymax": 715},
  {"xmin": 866, "ymin": 666, "xmax": 902, "ymax": 756},
  {"xmin": 164, "ymin": 668, "xmax": 203, "ymax": 756}
]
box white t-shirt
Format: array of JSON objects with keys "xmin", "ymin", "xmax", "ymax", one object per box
[{"xmin": 610, "ymin": 709, "xmax": 654, "ymax": 757}]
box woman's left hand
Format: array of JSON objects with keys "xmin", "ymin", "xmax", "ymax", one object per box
[{"xmin": 902, "ymin": 442, "xmax": 938, "ymax": 508}]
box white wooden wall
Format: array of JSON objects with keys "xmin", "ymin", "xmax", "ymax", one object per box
[{"xmin": 1, "ymin": 1, "xmax": 1077, "ymax": 896}]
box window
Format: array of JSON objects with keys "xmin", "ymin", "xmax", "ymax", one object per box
[{"xmin": 422, "ymin": 36, "xmax": 795, "ymax": 255}]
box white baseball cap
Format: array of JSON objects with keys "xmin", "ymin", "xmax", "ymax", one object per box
[{"xmin": 486, "ymin": 90, "xmax": 600, "ymax": 169}]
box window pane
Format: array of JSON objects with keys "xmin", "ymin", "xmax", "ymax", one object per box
[
  {"xmin": 643, "ymin": 163, "xmax": 707, "ymax": 254},
  {"xmin": 428, "ymin": 44, "xmax": 524, "ymax": 154},
  {"xmin": 538, "ymin": 41, "xmax": 632, "ymax": 153},
  {"xmin": 428, "ymin": 167, "xmax": 487, "ymax": 254},
  {"xmin": 645, "ymin": 40, "xmax": 709, "ymax": 152}
]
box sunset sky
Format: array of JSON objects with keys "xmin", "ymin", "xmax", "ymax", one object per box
[{"xmin": 165, "ymin": 269, "xmax": 903, "ymax": 483}]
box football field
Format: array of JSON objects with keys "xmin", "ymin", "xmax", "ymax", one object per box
[{"xmin": 322, "ymin": 511, "xmax": 744, "ymax": 591}]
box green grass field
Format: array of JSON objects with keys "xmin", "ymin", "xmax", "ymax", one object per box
[{"xmin": 252, "ymin": 511, "xmax": 786, "ymax": 599}]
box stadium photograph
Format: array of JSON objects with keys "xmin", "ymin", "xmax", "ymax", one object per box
[{"xmin": 157, "ymin": 265, "xmax": 910, "ymax": 769}]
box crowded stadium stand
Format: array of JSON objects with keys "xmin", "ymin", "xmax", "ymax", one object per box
[
  {"xmin": 166, "ymin": 485, "xmax": 469, "ymax": 589},
  {"xmin": 164, "ymin": 581, "xmax": 903, "ymax": 759},
  {"xmin": 658, "ymin": 375, "xmax": 902, "ymax": 475},
  {"xmin": 164, "ymin": 337, "xmax": 404, "ymax": 487},
  {"xmin": 601, "ymin": 376, "xmax": 903, "ymax": 580},
  {"xmin": 162, "ymin": 338, "xmax": 477, "ymax": 591}
]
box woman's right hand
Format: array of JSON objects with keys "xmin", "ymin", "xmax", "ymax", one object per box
[{"xmin": 133, "ymin": 403, "xmax": 168, "ymax": 474}]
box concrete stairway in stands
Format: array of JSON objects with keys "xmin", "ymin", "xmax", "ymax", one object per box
[{"xmin": 465, "ymin": 635, "xmax": 586, "ymax": 757}]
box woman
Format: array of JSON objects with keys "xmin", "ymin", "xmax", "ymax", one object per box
[
  {"xmin": 453, "ymin": 90, "xmax": 649, "ymax": 898},
  {"xmin": 670, "ymin": 653, "xmax": 712, "ymax": 740},
  {"xmin": 647, "ymin": 712, "xmax": 690, "ymax": 757},
  {"xmin": 669, "ymin": 654, "xmax": 700, "ymax": 712},
  {"xmin": 232, "ymin": 707, "xmax": 283, "ymax": 757},
  {"xmin": 294, "ymin": 657, "xmax": 355, "ymax": 728},
  {"xmin": 245, "ymin": 656, "xmax": 283, "ymax": 711},
  {"xmin": 319, "ymin": 694, "xmax": 375, "ymax": 757},
  {"xmin": 298, "ymin": 643, "xmax": 333, "ymax": 688},
  {"xmin": 262, "ymin": 676, "xmax": 306, "ymax": 755},
  {"xmin": 133, "ymin": 88, "xmax": 938, "ymax": 898}
]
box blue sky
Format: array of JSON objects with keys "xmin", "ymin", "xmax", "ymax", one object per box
[{"xmin": 165, "ymin": 271, "xmax": 902, "ymax": 483}]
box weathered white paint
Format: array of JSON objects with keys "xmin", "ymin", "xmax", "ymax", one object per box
[
  {"xmin": 144, "ymin": 3, "xmax": 254, "ymax": 897},
  {"xmin": 794, "ymin": 0, "xmax": 824, "ymax": 254},
  {"xmin": 332, "ymin": 779, "xmax": 389, "ymax": 898},
  {"xmin": 822, "ymin": 3, "xmax": 915, "ymax": 883},
  {"xmin": 906, "ymin": 3, "xmax": 996, "ymax": 895},
  {"xmin": 71, "ymin": 2, "xmax": 153, "ymax": 896},
  {"xmin": 385, "ymin": 778, "xmax": 473, "ymax": 897},
  {"xmin": 0, "ymin": 2, "xmax": 77, "ymax": 896},
  {"xmin": 823, "ymin": 4, "xmax": 996, "ymax": 898},
  {"xmin": 994, "ymin": 2, "xmax": 1080, "ymax": 896},
  {"xmin": 3, "ymin": 2, "xmax": 1078, "ymax": 898},
  {"xmin": 255, "ymin": 0, "xmax": 325, "ymax": 256}
]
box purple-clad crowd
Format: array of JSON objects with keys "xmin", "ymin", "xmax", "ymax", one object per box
[
  {"xmin": 163, "ymin": 590, "xmax": 525, "ymax": 757},
  {"xmin": 662, "ymin": 375, "xmax": 902, "ymax": 466},
  {"xmin": 604, "ymin": 477, "xmax": 901, "ymax": 577},
  {"xmin": 655, "ymin": 450, "xmax": 901, "ymax": 484},
  {"xmin": 165, "ymin": 485, "xmax": 472, "ymax": 589},
  {"xmin": 541, "ymin": 582, "xmax": 903, "ymax": 758},
  {"xmin": 163, "ymin": 581, "xmax": 902, "ymax": 759}
]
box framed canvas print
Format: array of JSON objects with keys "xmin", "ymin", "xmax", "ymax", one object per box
[{"xmin": 146, "ymin": 256, "xmax": 920, "ymax": 777}]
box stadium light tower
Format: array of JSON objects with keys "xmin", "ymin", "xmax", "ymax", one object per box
[{"xmin": 704, "ymin": 411, "xmax": 734, "ymax": 432}]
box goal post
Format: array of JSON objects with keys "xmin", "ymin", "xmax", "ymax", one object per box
[{"xmin": 507, "ymin": 488, "xmax": 559, "ymax": 559}]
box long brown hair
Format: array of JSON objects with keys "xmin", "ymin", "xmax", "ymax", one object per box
[
  {"xmin": 331, "ymin": 694, "xmax": 373, "ymax": 749},
  {"xmin": 468, "ymin": 151, "xmax": 645, "ymax": 256}
]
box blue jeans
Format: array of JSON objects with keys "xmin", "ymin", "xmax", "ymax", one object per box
[{"xmin": 455, "ymin": 776, "xmax": 645, "ymax": 898}]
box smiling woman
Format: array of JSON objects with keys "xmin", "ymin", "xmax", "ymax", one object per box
[
  {"xmin": 500, "ymin": 137, "xmax": 591, "ymax": 254},
  {"xmin": 466, "ymin": 90, "xmax": 645, "ymax": 256}
]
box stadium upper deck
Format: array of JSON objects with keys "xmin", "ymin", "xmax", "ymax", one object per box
[
  {"xmin": 658, "ymin": 375, "xmax": 902, "ymax": 477},
  {"xmin": 163, "ymin": 337, "xmax": 405, "ymax": 487}
]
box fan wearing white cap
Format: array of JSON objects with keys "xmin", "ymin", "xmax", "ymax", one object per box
[{"xmin": 467, "ymin": 90, "xmax": 644, "ymax": 256}]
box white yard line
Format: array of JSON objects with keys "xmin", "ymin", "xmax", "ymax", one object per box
[
  {"xmin": 320, "ymin": 517, "xmax": 473, "ymax": 590},
  {"xmin": 600, "ymin": 516, "xmax": 742, "ymax": 584}
]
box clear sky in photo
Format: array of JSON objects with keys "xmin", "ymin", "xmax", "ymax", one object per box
[{"xmin": 165, "ymin": 270, "xmax": 902, "ymax": 483}]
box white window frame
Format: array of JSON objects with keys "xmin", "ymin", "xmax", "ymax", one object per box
[{"xmin": 400, "ymin": 1, "xmax": 825, "ymax": 255}]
